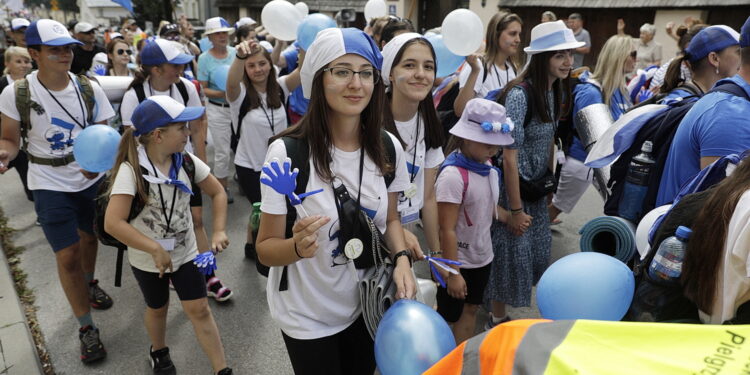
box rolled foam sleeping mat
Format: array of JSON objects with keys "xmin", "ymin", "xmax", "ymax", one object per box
[{"xmin": 579, "ymin": 216, "xmax": 636, "ymax": 263}]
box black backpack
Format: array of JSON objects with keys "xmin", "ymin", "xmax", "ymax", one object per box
[
  {"xmin": 604, "ymin": 82, "xmax": 750, "ymax": 221},
  {"xmin": 133, "ymin": 79, "xmax": 190, "ymax": 105},
  {"xmin": 629, "ymin": 82, "xmax": 702, "ymax": 111},
  {"xmin": 93, "ymin": 153, "xmax": 196, "ymax": 287},
  {"xmin": 254, "ymin": 130, "xmax": 397, "ymax": 287}
]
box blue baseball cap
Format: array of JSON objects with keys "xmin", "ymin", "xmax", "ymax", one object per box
[
  {"xmin": 684, "ymin": 25, "xmax": 740, "ymax": 63},
  {"xmin": 132, "ymin": 96, "xmax": 205, "ymax": 136},
  {"xmin": 140, "ymin": 39, "xmax": 194, "ymax": 66},
  {"xmin": 741, "ymin": 16, "xmax": 750, "ymax": 48},
  {"xmin": 25, "ymin": 19, "xmax": 83, "ymax": 46}
]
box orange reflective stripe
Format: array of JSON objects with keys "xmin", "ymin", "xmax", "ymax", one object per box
[
  {"xmin": 422, "ymin": 341, "xmax": 467, "ymax": 375},
  {"xmin": 479, "ymin": 319, "xmax": 549, "ymax": 375}
]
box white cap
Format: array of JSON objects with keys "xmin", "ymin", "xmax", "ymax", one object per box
[
  {"xmin": 74, "ymin": 22, "xmax": 96, "ymax": 33},
  {"xmin": 236, "ymin": 17, "xmax": 256, "ymax": 28},
  {"xmin": 381, "ymin": 32, "xmax": 423, "ymax": 87},
  {"xmin": 11, "ymin": 18, "xmax": 30, "ymax": 31}
]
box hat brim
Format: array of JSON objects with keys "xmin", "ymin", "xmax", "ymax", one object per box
[
  {"xmin": 38, "ymin": 36, "xmax": 84, "ymax": 46},
  {"xmin": 449, "ymin": 121, "xmax": 514, "ymax": 146},
  {"xmin": 173, "ymin": 106, "xmax": 205, "ymax": 123},
  {"xmin": 524, "ymin": 41, "xmax": 585, "ymax": 55},
  {"xmin": 204, "ymin": 27, "xmax": 235, "ymax": 35},
  {"xmin": 167, "ymin": 53, "xmax": 195, "ymax": 65},
  {"xmin": 11, "ymin": 26, "xmax": 28, "ymax": 32}
]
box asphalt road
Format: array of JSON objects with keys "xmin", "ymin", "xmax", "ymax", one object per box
[{"xmin": 0, "ymin": 154, "xmax": 602, "ymax": 374}]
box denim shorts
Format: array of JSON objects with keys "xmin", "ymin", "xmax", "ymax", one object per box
[{"xmin": 33, "ymin": 178, "xmax": 101, "ymax": 252}]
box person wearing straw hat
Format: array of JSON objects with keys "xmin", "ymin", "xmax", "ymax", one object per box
[
  {"xmin": 484, "ymin": 20, "xmax": 582, "ymax": 330},
  {"xmin": 256, "ymin": 27, "xmax": 415, "ymax": 375},
  {"xmin": 198, "ymin": 17, "xmax": 236, "ymax": 204}
]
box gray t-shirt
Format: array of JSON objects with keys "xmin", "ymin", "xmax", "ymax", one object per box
[{"xmin": 573, "ymin": 28, "xmax": 591, "ymax": 69}]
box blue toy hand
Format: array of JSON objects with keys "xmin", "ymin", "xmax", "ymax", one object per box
[
  {"xmin": 260, "ymin": 158, "xmax": 299, "ymax": 199},
  {"xmin": 193, "ymin": 252, "xmax": 217, "ymax": 276},
  {"xmin": 425, "ymin": 256, "xmax": 462, "ymax": 266}
]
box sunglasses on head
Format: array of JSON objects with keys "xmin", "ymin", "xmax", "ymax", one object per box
[{"xmin": 116, "ymin": 49, "xmax": 133, "ymax": 55}]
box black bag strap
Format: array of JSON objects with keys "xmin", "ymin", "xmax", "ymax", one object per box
[
  {"xmin": 175, "ymin": 80, "xmax": 189, "ymax": 105},
  {"xmin": 134, "ymin": 83, "xmax": 147, "ymax": 103},
  {"xmin": 710, "ymin": 81, "xmax": 750, "ymax": 101}
]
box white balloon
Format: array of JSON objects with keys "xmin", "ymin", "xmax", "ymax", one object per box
[
  {"xmin": 295, "ymin": 2, "xmax": 309, "ymax": 18},
  {"xmin": 441, "ymin": 9, "xmax": 484, "ymax": 56},
  {"xmin": 261, "ymin": 0, "xmax": 303, "ymax": 41},
  {"xmin": 635, "ymin": 204, "xmax": 672, "ymax": 260},
  {"xmin": 364, "ymin": 0, "xmax": 387, "ymax": 22}
]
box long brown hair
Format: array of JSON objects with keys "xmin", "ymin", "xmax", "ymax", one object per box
[
  {"xmin": 106, "ymin": 127, "xmax": 151, "ymax": 203},
  {"xmin": 383, "ymin": 38, "xmax": 444, "ymax": 151},
  {"xmin": 271, "ymin": 65, "xmax": 391, "ymax": 182},
  {"xmin": 241, "ymin": 46, "xmax": 282, "ymax": 110},
  {"xmin": 484, "ymin": 12, "xmax": 523, "ymax": 73},
  {"xmin": 498, "ymin": 51, "xmax": 569, "ymax": 124},
  {"xmin": 682, "ymin": 158, "xmax": 750, "ymax": 313}
]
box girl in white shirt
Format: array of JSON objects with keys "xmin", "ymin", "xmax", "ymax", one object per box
[
  {"xmin": 381, "ymin": 33, "xmax": 444, "ymax": 258},
  {"xmin": 454, "ymin": 11, "xmax": 523, "ymax": 115},
  {"xmin": 104, "ymin": 96, "xmax": 232, "ymax": 375},
  {"xmin": 226, "ymin": 40, "xmax": 301, "ymax": 264},
  {"xmin": 256, "ymin": 28, "xmax": 416, "ymax": 375}
]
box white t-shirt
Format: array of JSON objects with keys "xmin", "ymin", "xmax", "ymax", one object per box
[
  {"xmin": 458, "ymin": 61, "xmax": 516, "ymax": 99},
  {"xmin": 110, "ymin": 149, "xmax": 210, "ymax": 273},
  {"xmin": 119, "ymin": 77, "xmax": 202, "ymax": 153},
  {"xmin": 229, "ymin": 78, "xmax": 290, "ymax": 171},
  {"xmin": 435, "ymin": 165, "xmax": 498, "ymax": 268},
  {"xmin": 260, "ymin": 132, "xmax": 409, "ymax": 340},
  {"xmin": 0, "ymin": 71, "xmax": 115, "ymax": 192},
  {"xmin": 394, "ymin": 113, "xmax": 444, "ymax": 224},
  {"xmin": 701, "ymin": 190, "xmax": 750, "ymax": 324}
]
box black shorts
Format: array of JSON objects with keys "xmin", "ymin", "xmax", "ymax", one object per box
[
  {"xmin": 190, "ymin": 179, "xmax": 203, "ymax": 207},
  {"xmin": 235, "ymin": 164, "xmax": 261, "ymax": 204},
  {"xmin": 131, "ymin": 261, "xmax": 207, "ymax": 309},
  {"xmin": 436, "ymin": 263, "xmax": 491, "ymax": 323}
]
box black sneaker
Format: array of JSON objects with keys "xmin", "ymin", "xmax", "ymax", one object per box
[
  {"xmin": 150, "ymin": 346, "xmax": 176, "ymax": 374},
  {"xmin": 89, "ymin": 279, "xmax": 113, "ymax": 310},
  {"xmin": 217, "ymin": 368, "xmax": 233, "ymax": 375},
  {"xmin": 79, "ymin": 325, "xmax": 106, "ymax": 364},
  {"xmin": 225, "ymin": 188, "xmax": 234, "ymax": 204},
  {"xmin": 244, "ymin": 243, "xmax": 256, "ymax": 259}
]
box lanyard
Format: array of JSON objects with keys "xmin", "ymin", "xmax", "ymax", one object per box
[
  {"xmin": 493, "ymin": 63, "xmax": 510, "ymax": 89},
  {"xmin": 38, "ymin": 76, "xmax": 87, "ymax": 129},
  {"xmin": 260, "ymin": 98, "xmax": 276, "ymax": 135},
  {"xmin": 148, "ymin": 158, "xmax": 178, "ymax": 233},
  {"xmin": 408, "ymin": 115, "xmax": 420, "ymax": 184}
]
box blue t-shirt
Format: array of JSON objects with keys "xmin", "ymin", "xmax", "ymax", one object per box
[
  {"xmin": 197, "ymin": 46, "xmax": 236, "ymax": 104},
  {"xmin": 282, "ymin": 46, "xmax": 299, "ymax": 73},
  {"xmin": 657, "ymin": 74, "xmax": 750, "ymax": 205},
  {"xmin": 568, "ymin": 72, "xmax": 630, "ymax": 162},
  {"xmin": 280, "ymin": 45, "xmax": 308, "ymax": 115}
]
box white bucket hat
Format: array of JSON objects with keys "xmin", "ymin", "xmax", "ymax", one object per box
[
  {"xmin": 524, "ymin": 20, "xmax": 585, "ymax": 55},
  {"xmin": 204, "ymin": 17, "xmax": 234, "ymax": 35}
]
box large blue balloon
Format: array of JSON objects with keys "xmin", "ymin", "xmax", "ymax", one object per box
[
  {"xmin": 211, "ymin": 64, "xmax": 230, "ymax": 92},
  {"xmin": 73, "ymin": 125, "xmax": 121, "ymax": 173},
  {"xmin": 536, "ymin": 252, "xmax": 635, "ymax": 321},
  {"xmin": 199, "ymin": 36, "xmax": 212, "ymax": 52},
  {"xmin": 375, "ymin": 300, "xmax": 455, "ymax": 375},
  {"xmin": 425, "ymin": 34, "xmax": 465, "ymax": 78},
  {"xmin": 296, "ymin": 13, "xmax": 337, "ymax": 51}
]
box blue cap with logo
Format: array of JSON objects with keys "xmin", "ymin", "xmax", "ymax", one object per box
[
  {"xmin": 132, "ymin": 96, "xmax": 205, "ymax": 136},
  {"xmin": 140, "ymin": 39, "xmax": 194, "ymax": 66},
  {"xmin": 741, "ymin": 16, "xmax": 750, "ymax": 48},
  {"xmin": 25, "ymin": 19, "xmax": 83, "ymax": 46}
]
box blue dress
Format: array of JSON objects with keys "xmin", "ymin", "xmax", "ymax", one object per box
[{"xmin": 485, "ymin": 84, "xmax": 556, "ymax": 307}]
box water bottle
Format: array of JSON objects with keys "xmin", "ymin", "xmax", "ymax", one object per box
[
  {"xmin": 250, "ymin": 202, "xmax": 262, "ymax": 237},
  {"xmin": 619, "ymin": 141, "xmax": 655, "ymax": 222},
  {"xmin": 648, "ymin": 226, "xmax": 692, "ymax": 285}
]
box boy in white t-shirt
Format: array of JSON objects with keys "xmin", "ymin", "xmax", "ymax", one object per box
[{"xmin": 0, "ymin": 20, "xmax": 115, "ymax": 364}]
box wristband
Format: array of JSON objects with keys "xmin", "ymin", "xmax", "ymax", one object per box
[
  {"xmin": 294, "ymin": 242, "xmax": 303, "ymax": 259},
  {"xmin": 236, "ymin": 53, "xmax": 248, "ymax": 60},
  {"xmin": 511, "ymin": 207, "xmax": 523, "ymax": 215},
  {"xmin": 393, "ymin": 250, "xmax": 412, "ymax": 266}
]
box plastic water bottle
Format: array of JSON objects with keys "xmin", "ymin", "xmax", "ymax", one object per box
[
  {"xmin": 619, "ymin": 141, "xmax": 655, "ymax": 221},
  {"xmin": 250, "ymin": 202, "xmax": 262, "ymax": 237},
  {"xmin": 648, "ymin": 226, "xmax": 692, "ymax": 285}
]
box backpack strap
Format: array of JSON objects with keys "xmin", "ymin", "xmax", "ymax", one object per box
[
  {"xmin": 456, "ymin": 167, "xmax": 473, "ymax": 226},
  {"xmin": 181, "ymin": 151, "xmax": 197, "ymax": 185},
  {"xmin": 380, "ymin": 129, "xmax": 396, "ymax": 188},
  {"xmin": 711, "ymin": 81, "xmax": 750, "ymax": 101},
  {"xmin": 15, "ymin": 78, "xmax": 31, "ymax": 151},
  {"xmin": 134, "ymin": 83, "xmax": 147, "ymax": 103},
  {"xmin": 175, "ymin": 79, "xmax": 190, "ymax": 105},
  {"xmin": 76, "ymin": 75, "xmax": 97, "ymax": 124}
]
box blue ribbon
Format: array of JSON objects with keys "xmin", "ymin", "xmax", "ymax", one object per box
[
  {"xmin": 440, "ymin": 151, "xmax": 502, "ymax": 186},
  {"xmin": 528, "ymin": 29, "xmax": 570, "ymax": 51},
  {"xmin": 166, "ymin": 153, "xmax": 194, "ymax": 195}
]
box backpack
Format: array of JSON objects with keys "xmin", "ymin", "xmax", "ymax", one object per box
[
  {"xmin": 15, "ymin": 75, "xmax": 96, "ymax": 156},
  {"xmin": 93, "ymin": 152, "xmax": 196, "ymax": 287},
  {"xmin": 256, "ymin": 130, "xmax": 397, "ymax": 287},
  {"xmin": 604, "ymin": 82, "xmax": 750, "ymax": 221},
  {"xmin": 230, "ymin": 86, "xmax": 288, "ymax": 153},
  {"xmin": 628, "ymin": 82, "xmax": 702, "ymax": 112},
  {"xmin": 132, "ymin": 79, "xmax": 190, "ymax": 105}
]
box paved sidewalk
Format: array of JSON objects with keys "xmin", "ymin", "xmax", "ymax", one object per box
[
  {"xmin": 0, "ymin": 236, "xmax": 43, "ymax": 374},
  {"xmin": 0, "ymin": 159, "xmax": 600, "ymax": 374}
]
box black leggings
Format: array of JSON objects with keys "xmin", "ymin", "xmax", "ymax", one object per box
[
  {"xmin": 235, "ymin": 164, "xmax": 261, "ymax": 203},
  {"xmin": 281, "ymin": 315, "xmax": 375, "ymax": 375}
]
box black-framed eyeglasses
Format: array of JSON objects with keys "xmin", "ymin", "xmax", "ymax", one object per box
[
  {"xmin": 116, "ymin": 49, "xmax": 133, "ymax": 55},
  {"xmin": 323, "ymin": 67, "xmax": 380, "ymax": 85}
]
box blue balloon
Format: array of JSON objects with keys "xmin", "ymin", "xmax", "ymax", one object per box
[
  {"xmin": 296, "ymin": 13, "xmax": 337, "ymax": 51},
  {"xmin": 536, "ymin": 252, "xmax": 635, "ymax": 321},
  {"xmin": 73, "ymin": 125, "xmax": 121, "ymax": 173},
  {"xmin": 199, "ymin": 36, "xmax": 212, "ymax": 52},
  {"xmin": 375, "ymin": 300, "xmax": 455, "ymax": 375},
  {"xmin": 425, "ymin": 34, "xmax": 465, "ymax": 78},
  {"xmin": 211, "ymin": 64, "xmax": 230, "ymax": 92}
]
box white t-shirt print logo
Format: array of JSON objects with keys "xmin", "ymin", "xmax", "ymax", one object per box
[{"xmin": 46, "ymin": 117, "xmax": 76, "ymax": 156}]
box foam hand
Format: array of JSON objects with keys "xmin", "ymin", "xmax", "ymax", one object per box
[
  {"xmin": 193, "ymin": 252, "xmax": 217, "ymax": 275},
  {"xmin": 260, "ymin": 157, "xmax": 324, "ymax": 218}
]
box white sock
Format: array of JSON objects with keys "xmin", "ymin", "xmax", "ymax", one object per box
[{"xmin": 491, "ymin": 314, "xmax": 507, "ymax": 323}]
